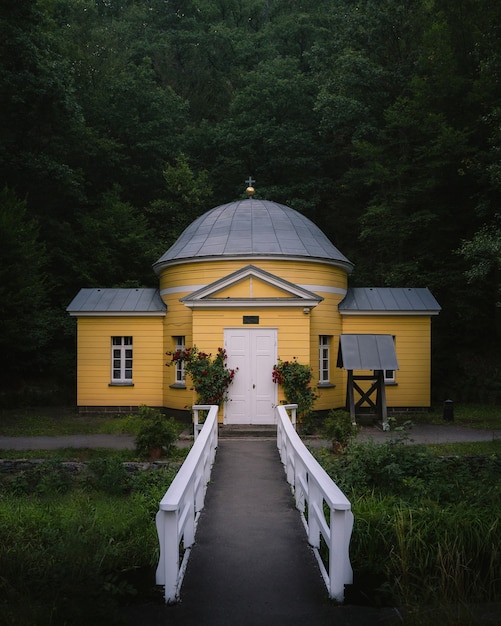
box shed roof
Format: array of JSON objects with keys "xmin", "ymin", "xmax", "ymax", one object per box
[
  {"xmin": 67, "ymin": 288, "xmax": 166, "ymax": 316},
  {"xmin": 339, "ymin": 287, "xmax": 440, "ymax": 315},
  {"xmin": 153, "ymin": 198, "xmax": 353, "ymax": 273},
  {"xmin": 337, "ymin": 334, "xmax": 399, "ymax": 371}
]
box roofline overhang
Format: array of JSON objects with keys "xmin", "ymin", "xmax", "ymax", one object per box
[
  {"xmin": 67, "ymin": 311, "xmax": 166, "ymax": 317},
  {"xmin": 153, "ymin": 254, "xmax": 354, "ymax": 275},
  {"xmin": 339, "ymin": 310, "xmax": 441, "ymax": 316},
  {"xmin": 182, "ymin": 298, "xmax": 321, "ymax": 309}
]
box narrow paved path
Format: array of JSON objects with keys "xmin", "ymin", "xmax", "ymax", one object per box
[
  {"xmin": 1, "ymin": 423, "xmax": 499, "ymax": 451},
  {"xmin": 124, "ymin": 440, "xmax": 398, "ymax": 626}
]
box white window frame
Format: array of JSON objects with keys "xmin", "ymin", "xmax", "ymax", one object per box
[
  {"xmin": 319, "ymin": 335, "xmax": 330, "ymax": 384},
  {"xmin": 111, "ymin": 336, "xmax": 133, "ymax": 383},
  {"xmin": 384, "ymin": 369, "xmax": 396, "ymax": 384},
  {"xmin": 174, "ymin": 336, "xmax": 186, "ymax": 384},
  {"xmin": 384, "ymin": 336, "xmax": 396, "ymax": 384}
]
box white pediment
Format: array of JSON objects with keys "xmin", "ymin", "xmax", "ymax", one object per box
[{"xmin": 180, "ymin": 265, "xmax": 323, "ymax": 309}]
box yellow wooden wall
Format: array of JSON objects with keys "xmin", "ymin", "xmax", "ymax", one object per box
[
  {"xmin": 340, "ymin": 315, "xmax": 432, "ymax": 407},
  {"xmin": 70, "ymin": 258, "xmax": 433, "ymax": 412},
  {"xmin": 159, "ymin": 258, "xmax": 348, "ymax": 412},
  {"xmin": 73, "ymin": 256, "xmax": 434, "ymax": 413},
  {"xmin": 76, "ymin": 317, "xmax": 164, "ymax": 408},
  {"xmin": 193, "ymin": 305, "xmax": 311, "ymax": 411}
]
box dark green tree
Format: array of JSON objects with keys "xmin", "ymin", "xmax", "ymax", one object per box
[
  {"xmin": 146, "ymin": 154, "xmax": 213, "ymax": 255},
  {"xmin": 0, "ymin": 189, "xmax": 51, "ymax": 381}
]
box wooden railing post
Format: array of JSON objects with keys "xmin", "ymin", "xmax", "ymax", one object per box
[
  {"xmin": 329, "ymin": 508, "xmax": 354, "ymax": 601},
  {"xmin": 155, "ymin": 508, "xmax": 180, "ymax": 602},
  {"xmin": 283, "ymin": 403, "xmax": 297, "ymax": 429},
  {"xmin": 193, "ymin": 404, "xmax": 212, "ymax": 441}
]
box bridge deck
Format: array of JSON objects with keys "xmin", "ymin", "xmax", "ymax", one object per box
[{"xmin": 124, "ymin": 439, "xmax": 398, "ymax": 625}]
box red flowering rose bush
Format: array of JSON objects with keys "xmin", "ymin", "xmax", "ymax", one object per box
[
  {"xmin": 272, "ymin": 357, "xmax": 317, "ymax": 420},
  {"xmin": 167, "ymin": 346, "xmax": 236, "ymax": 406}
]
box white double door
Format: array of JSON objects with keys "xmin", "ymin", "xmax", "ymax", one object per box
[{"xmin": 224, "ymin": 328, "xmax": 277, "ymax": 425}]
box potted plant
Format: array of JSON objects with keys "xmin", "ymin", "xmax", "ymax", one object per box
[
  {"xmin": 322, "ymin": 409, "xmax": 358, "ymax": 454},
  {"xmin": 134, "ymin": 405, "xmax": 180, "ymax": 459}
]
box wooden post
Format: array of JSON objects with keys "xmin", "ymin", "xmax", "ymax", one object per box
[{"xmin": 346, "ymin": 370, "xmax": 356, "ymax": 421}]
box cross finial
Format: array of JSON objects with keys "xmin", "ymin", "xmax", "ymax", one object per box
[{"xmin": 245, "ymin": 176, "xmax": 256, "ymax": 197}]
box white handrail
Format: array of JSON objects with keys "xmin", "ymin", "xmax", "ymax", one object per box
[
  {"xmin": 155, "ymin": 405, "xmax": 219, "ymax": 603},
  {"xmin": 276, "ymin": 404, "xmax": 353, "ymax": 602}
]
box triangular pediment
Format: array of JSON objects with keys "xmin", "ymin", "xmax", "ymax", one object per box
[{"xmin": 180, "ymin": 265, "xmax": 323, "ymax": 308}]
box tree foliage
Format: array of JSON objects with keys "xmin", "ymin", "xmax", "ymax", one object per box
[
  {"xmin": 0, "ymin": 188, "xmax": 50, "ymax": 378},
  {"xmin": 1, "ymin": 0, "xmax": 500, "ymax": 401}
]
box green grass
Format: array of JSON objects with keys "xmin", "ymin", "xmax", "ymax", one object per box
[
  {"xmin": 0, "ymin": 407, "xmax": 145, "ymax": 436},
  {"xmin": 409, "ymin": 403, "xmax": 501, "ymax": 429},
  {"xmin": 0, "ymin": 447, "xmax": 138, "ymax": 461},
  {"xmin": 0, "ymin": 446, "xmax": 190, "ymax": 462},
  {"xmin": 314, "ymin": 435, "xmax": 501, "ymax": 621},
  {"xmin": 0, "ymin": 464, "xmax": 179, "ymax": 626},
  {"xmin": 427, "ymin": 439, "xmax": 501, "ymax": 456},
  {"xmin": 0, "ymin": 406, "xmax": 193, "ymax": 437}
]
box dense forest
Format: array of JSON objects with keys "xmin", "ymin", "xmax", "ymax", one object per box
[{"xmin": 1, "ymin": 0, "xmax": 500, "ymax": 406}]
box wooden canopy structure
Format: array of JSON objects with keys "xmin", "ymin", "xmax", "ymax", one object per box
[{"xmin": 337, "ymin": 334, "xmax": 399, "ymax": 428}]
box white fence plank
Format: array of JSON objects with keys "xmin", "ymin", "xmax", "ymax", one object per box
[
  {"xmin": 276, "ymin": 404, "xmax": 354, "ymax": 602},
  {"xmin": 155, "ymin": 405, "xmax": 218, "ymax": 603}
]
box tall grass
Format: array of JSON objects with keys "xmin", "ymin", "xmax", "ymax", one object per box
[
  {"xmin": 314, "ymin": 440, "xmax": 501, "ymax": 618},
  {"xmin": 0, "ymin": 462, "xmax": 178, "ymax": 625}
]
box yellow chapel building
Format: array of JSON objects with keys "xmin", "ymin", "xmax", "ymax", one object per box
[{"xmin": 67, "ymin": 193, "xmax": 440, "ymax": 423}]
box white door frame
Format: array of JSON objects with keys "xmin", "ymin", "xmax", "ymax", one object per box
[{"xmin": 224, "ymin": 328, "xmax": 277, "ymax": 425}]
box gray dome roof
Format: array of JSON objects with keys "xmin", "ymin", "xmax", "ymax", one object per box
[{"xmin": 153, "ymin": 198, "xmax": 353, "ymax": 273}]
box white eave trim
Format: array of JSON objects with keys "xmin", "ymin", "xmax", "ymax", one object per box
[
  {"xmin": 154, "ymin": 254, "xmax": 354, "ymax": 274},
  {"xmin": 182, "ymin": 298, "xmax": 321, "ymax": 309}
]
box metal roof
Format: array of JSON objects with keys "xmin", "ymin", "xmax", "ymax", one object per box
[
  {"xmin": 339, "ymin": 287, "xmax": 441, "ymax": 315},
  {"xmin": 153, "ymin": 199, "xmax": 353, "ymax": 273},
  {"xmin": 337, "ymin": 334, "xmax": 399, "ymax": 371},
  {"xmin": 67, "ymin": 288, "xmax": 166, "ymax": 316}
]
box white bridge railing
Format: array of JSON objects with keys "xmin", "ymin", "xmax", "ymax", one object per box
[
  {"xmin": 155, "ymin": 404, "xmax": 218, "ymax": 603},
  {"xmin": 276, "ymin": 404, "xmax": 354, "ymax": 602}
]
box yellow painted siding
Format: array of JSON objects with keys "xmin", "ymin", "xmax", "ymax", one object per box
[
  {"xmin": 158, "ymin": 259, "xmax": 348, "ymax": 295},
  {"xmin": 309, "ymin": 292, "xmax": 346, "ymax": 409},
  {"xmin": 211, "ymin": 277, "xmax": 293, "ymax": 298},
  {"xmin": 76, "ymin": 317, "xmax": 164, "ymax": 408},
  {"xmin": 341, "ymin": 315, "xmax": 432, "ymax": 407},
  {"xmin": 72, "ymin": 255, "xmax": 433, "ymax": 414},
  {"xmin": 159, "ymin": 258, "xmax": 348, "ymax": 413},
  {"xmin": 191, "ymin": 306, "xmax": 311, "ymax": 410},
  {"xmin": 162, "ymin": 320, "xmax": 193, "ymax": 411}
]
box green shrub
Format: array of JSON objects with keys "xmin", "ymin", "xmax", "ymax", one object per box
[
  {"xmin": 272, "ymin": 358, "xmax": 318, "ymax": 421},
  {"xmin": 1, "ymin": 460, "xmax": 73, "ymax": 496},
  {"xmin": 167, "ymin": 346, "xmax": 236, "ymax": 405},
  {"xmin": 134, "ymin": 405, "xmax": 180, "ymax": 459},
  {"xmin": 322, "ymin": 409, "xmax": 358, "ymax": 450},
  {"xmin": 87, "ymin": 457, "xmax": 130, "ymax": 495},
  {"xmin": 314, "ymin": 439, "xmax": 501, "ymax": 613}
]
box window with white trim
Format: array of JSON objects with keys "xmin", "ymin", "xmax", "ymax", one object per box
[
  {"xmin": 319, "ymin": 335, "xmax": 330, "ymax": 383},
  {"xmin": 111, "ymin": 336, "xmax": 133, "ymax": 383},
  {"xmin": 174, "ymin": 336, "xmax": 185, "ymax": 384},
  {"xmin": 384, "ymin": 369, "xmax": 396, "ymax": 384},
  {"xmin": 384, "ymin": 336, "xmax": 396, "ymax": 383}
]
